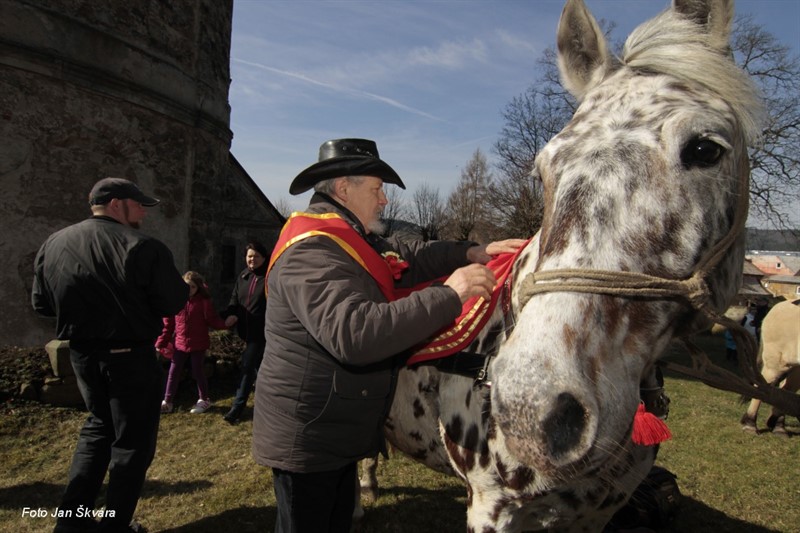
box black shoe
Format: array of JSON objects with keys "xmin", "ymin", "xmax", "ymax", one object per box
[{"xmin": 223, "ymin": 408, "xmax": 241, "ymax": 425}]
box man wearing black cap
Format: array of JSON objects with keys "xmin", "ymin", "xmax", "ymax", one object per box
[
  {"xmin": 252, "ymin": 139, "xmax": 524, "ymax": 532},
  {"xmin": 32, "ymin": 177, "xmax": 188, "ymax": 533}
]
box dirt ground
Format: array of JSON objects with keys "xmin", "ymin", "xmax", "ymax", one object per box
[
  {"xmin": 0, "ymin": 333, "xmax": 245, "ymax": 404},
  {"xmin": 0, "ymin": 345, "xmax": 50, "ymax": 402}
]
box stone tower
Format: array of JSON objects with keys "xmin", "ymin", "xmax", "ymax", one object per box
[{"xmin": 0, "ymin": 0, "xmax": 284, "ymax": 346}]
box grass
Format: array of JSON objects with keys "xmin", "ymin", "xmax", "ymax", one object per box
[{"xmin": 1, "ymin": 333, "xmax": 798, "ymax": 533}]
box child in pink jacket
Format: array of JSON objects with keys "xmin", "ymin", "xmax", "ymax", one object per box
[{"xmin": 157, "ymin": 271, "xmax": 229, "ymax": 414}]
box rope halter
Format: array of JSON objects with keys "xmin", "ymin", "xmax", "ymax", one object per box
[{"xmin": 517, "ymin": 154, "xmax": 800, "ymax": 419}]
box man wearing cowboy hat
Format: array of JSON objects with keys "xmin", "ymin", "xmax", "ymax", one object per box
[{"xmin": 251, "ymin": 139, "xmax": 524, "ymax": 532}]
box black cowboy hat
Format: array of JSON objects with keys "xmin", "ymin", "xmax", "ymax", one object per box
[{"xmin": 289, "ymin": 138, "xmax": 406, "ymax": 195}]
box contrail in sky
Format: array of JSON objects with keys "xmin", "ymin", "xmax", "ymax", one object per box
[{"xmin": 233, "ymin": 58, "xmax": 444, "ymax": 122}]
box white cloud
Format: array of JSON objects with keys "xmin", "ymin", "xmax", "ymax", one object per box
[
  {"xmin": 495, "ymin": 29, "xmax": 539, "ymax": 55},
  {"xmin": 406, "ymin": 39, "xmax": 489, "ymax": 68}
]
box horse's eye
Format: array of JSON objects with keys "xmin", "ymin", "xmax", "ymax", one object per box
[{"xmin": 680, "ymin": 138, "xmax": 724, "ymax": 169}]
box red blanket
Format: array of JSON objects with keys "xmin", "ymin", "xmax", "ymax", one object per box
[{"xmin": 406, "ymin": 247, "xmax": 522, "ymax": 364}]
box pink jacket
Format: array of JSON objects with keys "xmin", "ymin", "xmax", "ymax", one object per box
[{"xmin": 157, "ymin": 295, "xmax": 228, "ymax": 353}]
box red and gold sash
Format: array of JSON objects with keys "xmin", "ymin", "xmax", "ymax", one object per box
[
  {"xmin": 268, "ymin": 212, "xmax": 397, "ymax": 301},
  {"xmin": 406, "ymin": 247, "xmax": 521, "ymax": 364},
  {"xmin": 268, "ymin": 211, "xmax": 527, "ymax": 364}
]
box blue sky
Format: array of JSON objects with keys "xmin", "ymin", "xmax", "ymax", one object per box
[{"xmin": 229, "ymin": 0, "xmax": 800, "ymax": 215}]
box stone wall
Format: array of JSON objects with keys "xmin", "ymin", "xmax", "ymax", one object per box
[{"xmin": 0, "ymin": 0, "xmax": 284, "ymax": 346}]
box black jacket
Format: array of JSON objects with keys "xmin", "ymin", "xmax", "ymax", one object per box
[
  {"xmin": 224, "ymin": 263, "xmax": 267, "ymax": 343},
  {"xmin": 32, "ymin": 216, "xmax": 188, "ymax": 347}
]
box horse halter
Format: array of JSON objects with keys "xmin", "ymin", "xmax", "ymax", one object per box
[{"xmin": 517, "ymin": 152, "xmax": 800, "ymax": 419}]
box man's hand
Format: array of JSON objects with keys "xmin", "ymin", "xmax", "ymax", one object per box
[
  {"xmin": 225, "ymin": 315, "xmax": 238, "ymax": 328},
  {"xmin": 444, "ymin": 264, "xmax": 497, "ymax": 303},
  {"xmin": 467, "ymin": 238, "xmax": 527, "ymax": 264}
]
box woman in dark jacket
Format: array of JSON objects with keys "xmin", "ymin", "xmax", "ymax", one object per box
[{"xmin": 222, "ymin": 241, "xmax": 268, "ymax": 423}]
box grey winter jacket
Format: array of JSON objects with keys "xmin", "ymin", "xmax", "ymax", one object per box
[{"xmin": 252, "ymin": 195, "xmax": 474, "ymax": 473}]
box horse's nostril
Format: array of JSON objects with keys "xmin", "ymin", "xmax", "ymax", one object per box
[{"xmin": 543, "ymin": 392, "xmax": 586, "ymax": 459}]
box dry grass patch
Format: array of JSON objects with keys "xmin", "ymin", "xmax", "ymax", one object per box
[{"xmin": 1, "ymin": 332, "xmax": 799, "ymax": 532}]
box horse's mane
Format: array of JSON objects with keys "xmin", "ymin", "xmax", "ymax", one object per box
[{"xmin": 621, "ymin": 9, "xmax": 765, "ymax": 145}]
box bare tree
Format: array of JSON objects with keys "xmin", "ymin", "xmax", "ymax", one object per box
[
  {"xmin": 446, "ymin": 149, "xmax": 492, "ymax": 241},
  {"xmin": 485, "ymin": 167, "xmax": 545, "ymax": 240},
  {"xmin": 380, "ymin": 186, "xmax": 408, "ymax": 237},
  {"xmin": 409, "ymin": 184, "xmax": 446, "ymax": 241},
  {"xmin": 490, "ymin": 86, "xmax": 564, "ymax": 239},
  {"xmin": 272, "ymin": 197, "xmax": 294, "ymax": 219},
  {"xmin": 733, "ymin": 15, "xmax": 800, "ymax": 229}
]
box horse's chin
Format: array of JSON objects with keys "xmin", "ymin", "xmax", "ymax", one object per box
[
  {"xmin": 492, "ymin": 392, "xmax": 597, "ymax": 477},
  {"xmin": 502, "ymin": 434, "xmax": 583, "ymax": 478},
  {"xmin": 500, "ymin": 418, "xmax": 631, "ymax": 481},
  {"xmin": 492, "ymin": 378, "xmax": 638, "ymax": 480}
]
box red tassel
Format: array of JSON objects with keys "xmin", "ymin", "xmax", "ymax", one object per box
[{"xmin": 632, "ymin": 402, "xmax": 671, "ymax": 446}]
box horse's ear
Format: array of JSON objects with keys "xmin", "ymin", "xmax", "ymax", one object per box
[
  {"xmin": 672, "ymin": 0, "xmax": 733, "ymax": 51},
  {"xmin": 556, "ymin": 0, "xmax": 612, "ymax": 101},
  {"xmin": 556, "ymin": 0, "xmax": 613, "ymax": 101}
]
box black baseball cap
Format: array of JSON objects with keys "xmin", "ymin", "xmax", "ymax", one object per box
[{"xmin": 89, "ymin": 177, "xmax": 159, "ymax": 206}]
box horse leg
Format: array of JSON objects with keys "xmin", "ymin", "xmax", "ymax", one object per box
[
  {"xmin": 352, "ymin": 470, "xmax": 365, "ymax": 525},
  {"xmin": 742, "ymin": 365, "xmax": 786, "ymax": 433},
  {"xmin": 740, "ymin": 398, "xmax": 761, "ymax": 433},
  {"xmin": 766, "ymin": 412, "xmax": 786, "ymax": 434},
  {"xmin": 767, "ymin": 368, "xmax": 800, "ymax": 436},
  {"xmin": 351, "ymin": 455, "xmax": 379, "ymax": 529},
  {"xmin": 359, "ymin": 454, "xmax": 379, "ymax": 503},
  {"xmin": 788, "ymin": 368, "xmax": 800, "ymax": 426}
]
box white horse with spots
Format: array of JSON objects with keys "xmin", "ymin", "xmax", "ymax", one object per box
[
  {"xmin": 741, "ymin": 300, "xmax": 800, "ymax": 434},
  {"xmin": 359, "ymin": 0, "xmax": 793, "ymax": 531}
]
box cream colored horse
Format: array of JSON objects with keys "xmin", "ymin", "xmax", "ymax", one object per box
[{"xmin": 741, "ymin": 300, "xmax": 800, "ymax": 434}]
